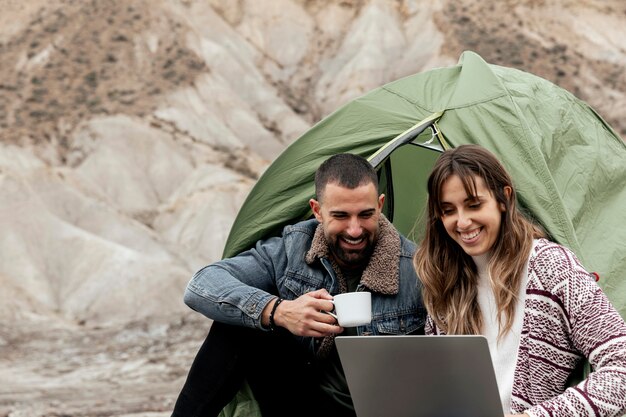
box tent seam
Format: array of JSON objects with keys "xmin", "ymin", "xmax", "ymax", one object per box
[{"xmin": 380, "ymin": 86, "xmax": 508, "ymax": 111}]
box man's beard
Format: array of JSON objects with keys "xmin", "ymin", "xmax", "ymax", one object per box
[{"xmin": 328, "ymin": 232, "xmax": 377, "ymax": 269}]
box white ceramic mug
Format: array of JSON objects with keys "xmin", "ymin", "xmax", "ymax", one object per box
[{"xmin": 327, "ymin": 292, "xmax": 372, "ymax": 327}]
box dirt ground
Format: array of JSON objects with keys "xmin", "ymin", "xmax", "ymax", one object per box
[{"xmin": 0, "ymin": 314, "xmax": 210, "ymax": 417}]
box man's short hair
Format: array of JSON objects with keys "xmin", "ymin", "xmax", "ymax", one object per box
[{"xmin": 315, "ymin": 153, "xmax": 379, "ymax": 201}]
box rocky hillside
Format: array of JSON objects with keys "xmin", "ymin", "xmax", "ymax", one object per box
[{"xmin": 0, "ymin": 0, "xmax": 624, "ymax": 415}]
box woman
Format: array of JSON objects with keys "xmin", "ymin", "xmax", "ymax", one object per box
[{"xmin": 414, "ymin": 144, "xmax": 626, "ymax": 417}]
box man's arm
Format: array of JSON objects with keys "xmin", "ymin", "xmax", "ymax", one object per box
[
  {"xmin": 185, "ymin": 235, "xmax": 343, "ymax": 336},
  {"xmin": 184, "ymin": 235, "xmax": 287, "ymax": 329}
]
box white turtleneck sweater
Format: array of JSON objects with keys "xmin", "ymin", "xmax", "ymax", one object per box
[{"xmin": 472, "ymin": 245, "xmax": 535, "ymax": 414}]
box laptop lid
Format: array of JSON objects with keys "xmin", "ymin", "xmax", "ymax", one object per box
[{"xmin": 336, "ymin": 335, "xmax": 503, "ymax": 417}]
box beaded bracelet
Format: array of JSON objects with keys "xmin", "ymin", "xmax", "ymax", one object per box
[{"xmin": 269, "ymin": 297, "xmax": 283, "ymax": 331}]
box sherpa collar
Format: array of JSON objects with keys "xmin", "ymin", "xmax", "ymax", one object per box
[{"xmin": 305, "ymin": 214, "xmax": 401, "ymax": 295}]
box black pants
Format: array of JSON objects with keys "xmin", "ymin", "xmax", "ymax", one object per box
[{"xmin": 172, "ymin": 322, "xmax": 345, "ymax": 417}]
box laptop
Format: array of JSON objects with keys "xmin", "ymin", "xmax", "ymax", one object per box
[{"xmin": 336, "ymin": 335, "xmax": 503, "ymax": 417}]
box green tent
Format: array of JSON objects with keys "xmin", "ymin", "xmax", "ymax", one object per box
[{"xmin": 224, "ymin": 51, "xmax": 626, "ymax": 319}]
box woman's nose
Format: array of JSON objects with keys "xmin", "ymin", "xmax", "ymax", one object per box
[{"xmin": 456, "ymin": 211, "xmax": 471, "ymax": 229}]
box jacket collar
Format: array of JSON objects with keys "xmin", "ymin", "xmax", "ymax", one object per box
[{"xmin": 305, "ymin": 214, "xmax": 401, "ymax": 295}]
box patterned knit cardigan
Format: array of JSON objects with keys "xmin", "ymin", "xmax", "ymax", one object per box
[{"xmin": 426, "ymin": 239, "xmax": 626, "ymax": 417}]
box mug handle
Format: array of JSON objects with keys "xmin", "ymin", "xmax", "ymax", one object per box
[
  {"xmin": 324, "ymin": 300, "xmax": 338, "ymax": 320},
  {"xmin": 326, "ymin": 311, "xmax": 338, "ymax": 320}
]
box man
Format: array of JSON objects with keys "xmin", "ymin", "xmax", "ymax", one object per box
[{"xmin": 172, "ymin": 153, "xmax": 425, "ymax": 416}]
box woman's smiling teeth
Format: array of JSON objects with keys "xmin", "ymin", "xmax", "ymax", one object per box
[{"xmin": 460, "ymin": 228, "xmax": 481, "ymax": 241}]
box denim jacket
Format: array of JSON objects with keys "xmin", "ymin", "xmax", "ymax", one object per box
[{"xmin": 185, "ymin": 217, "xmax": 425, "ymax": 353}]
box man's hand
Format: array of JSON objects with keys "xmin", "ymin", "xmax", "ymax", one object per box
[{"xmin": 263, "ymin": 289, "xmax": 343, "ymax": 337}]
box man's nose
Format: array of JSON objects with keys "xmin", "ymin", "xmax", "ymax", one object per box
[{"xmin": 347, "ymin": 218, "xmax": 363, "ymax": 237}]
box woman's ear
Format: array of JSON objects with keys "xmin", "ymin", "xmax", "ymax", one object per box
[{"xmin": 501, "ymin": 186, "xmax": 513, "ymax": 212}]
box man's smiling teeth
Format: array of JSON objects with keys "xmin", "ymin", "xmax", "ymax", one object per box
[
  {"xmin": 460, "ymin": 228, "xmax": 481, "ymax": 240},
  {"xmin": 342, "ymin": 237, "xmax": 364, "ymax": 245}
]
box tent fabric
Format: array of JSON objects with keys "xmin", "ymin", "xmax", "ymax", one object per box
[{"xmin": 218, "ymin": 381, "xmax": 261, "ymax": 417}]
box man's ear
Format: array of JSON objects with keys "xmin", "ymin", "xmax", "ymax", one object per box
[
  {"xmin": 310, "ymin": 198, "xmax": 323, "ymax": 221},
  {"xmin": 378, "ymin": 193, "xmax": 385, "ymax": 210}
]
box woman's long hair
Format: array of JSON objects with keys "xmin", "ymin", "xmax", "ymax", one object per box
[{"xmin": 414, "ymin": 145, "xmax": 545, "ymax": 338}]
